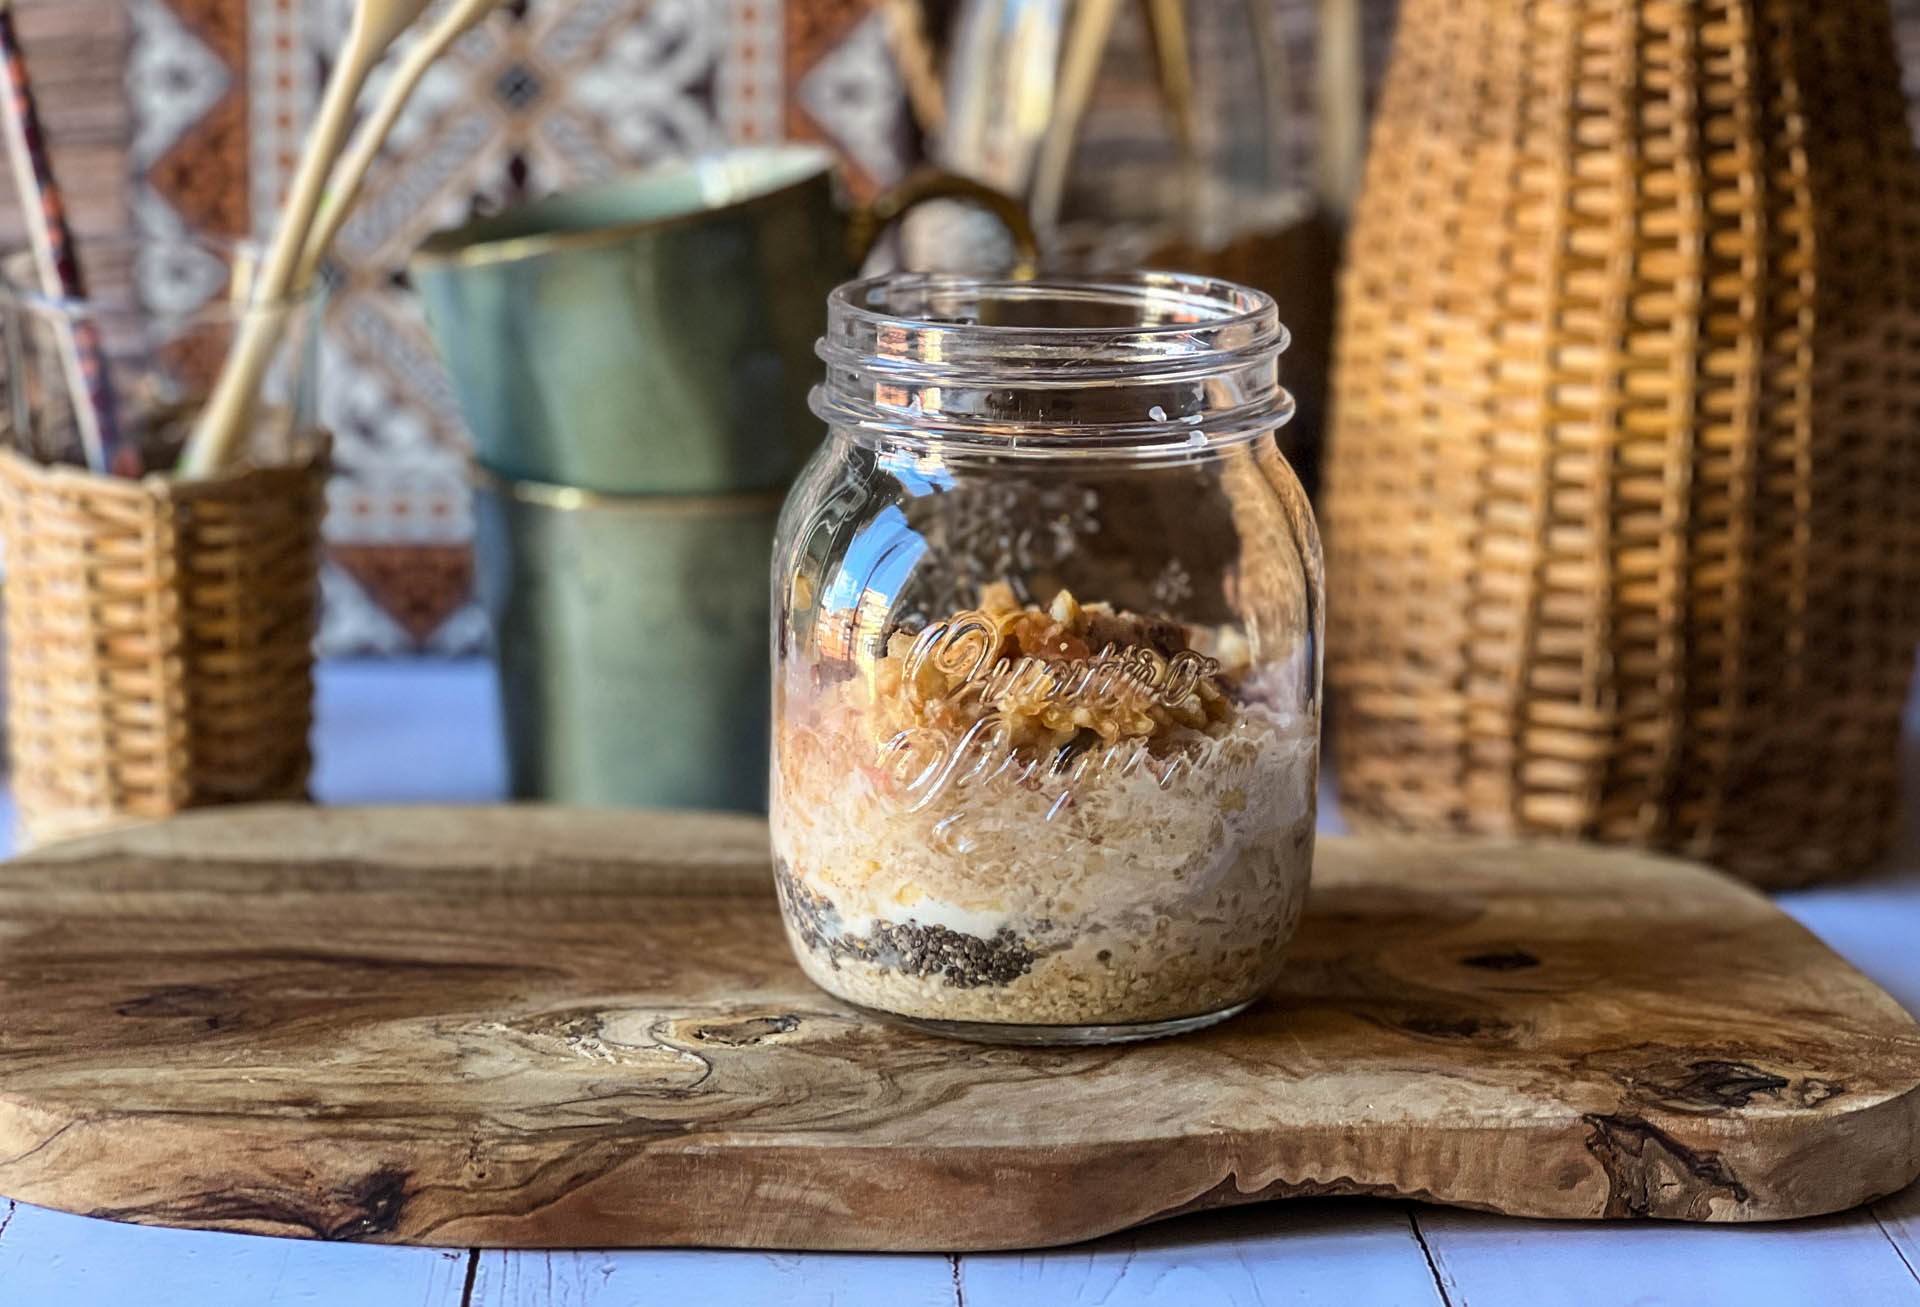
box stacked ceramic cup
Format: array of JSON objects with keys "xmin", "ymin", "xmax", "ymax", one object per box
[{"xmin": 412, "ymin": 147, "xmax": 849, "ymax": 812}]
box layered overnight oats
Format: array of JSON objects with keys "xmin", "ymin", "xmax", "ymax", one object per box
[
  {"xmin": 773, "ymin": 583, "xmax": 1316, "ymax": 1038},
  {"xmin": 775, "ymin": 270, "xmax": 1322, "ymax": 1043}
]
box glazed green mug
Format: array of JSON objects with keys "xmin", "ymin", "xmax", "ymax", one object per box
[
  {"xmin": 422, "ymin": 148, "xmax": 1031, "ymax": 811},
  {"xmin": 413, "ymin": 145, "xmax": 1033, "ymax": 496}
]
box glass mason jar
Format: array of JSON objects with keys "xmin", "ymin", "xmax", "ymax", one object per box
[{"xmin": 771, "ymin": 271, "xmax": 1322, "ymax": 1044}]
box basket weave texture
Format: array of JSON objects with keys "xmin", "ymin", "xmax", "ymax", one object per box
[
  {"xmin": 1323, "ymin": 0, "xmax": 1920, "ymax": 887},
  {"xmin": 0, "ymin": 442, "xmax": 325, "ymax": 847}
]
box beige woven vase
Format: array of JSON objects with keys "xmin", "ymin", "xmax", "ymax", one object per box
[
  {"xmin": 1323, "ymin": 0, "xmax": 1920, "ymax": 887},
  {"xmin": 0, "ymin": 443, "xmax": 326, "ymax": 847}
]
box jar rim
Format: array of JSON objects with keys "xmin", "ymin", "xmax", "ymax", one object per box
[
  {"xmin": 825, "ymin": 270, "xmax": 1286, "ymax": 359},
  {"xmin": 815, "ymin": 271, "xmax": 1294, "ymax": 454}
]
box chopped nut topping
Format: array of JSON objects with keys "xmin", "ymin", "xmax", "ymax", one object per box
[{"xmin": 868, "ymin": 587, "xmax": 1237, "ymax": 756}]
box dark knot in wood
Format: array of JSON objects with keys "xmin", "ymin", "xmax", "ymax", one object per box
[
  {"xmin": 1649, "ymin": 1060, "xmax": 1791, "ymax": 1110},
  {"xmin": 1583, "ymin": 1115, "xmax": 1749, "ymax": 1219},
  {"xmin": 1460, "ymin": 950, "xmax": 1541, "ymax": 971},
  {"xmin": 692, "ymin": 1015, "xmax": 805, "ymax": 1046},
  {"xmin": 87, "ymin": 1164, "xmax": 412, "ymax": 1241}
]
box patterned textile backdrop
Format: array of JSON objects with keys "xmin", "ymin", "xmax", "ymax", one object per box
[
  {"xmin": 8, "ymin": 0, "xmax": 1920, "ymax": 652},
  {"xmin": 43, "ymin": 0, "xmax": 920, "ymax": 653}
]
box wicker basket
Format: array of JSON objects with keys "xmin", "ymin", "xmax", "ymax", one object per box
[
  {"xmin": 1323, "ymin": 0, "xmax": 1920, "ymax": 887},
  {"xmin": 0, "ymin": 441, "xmax": 326, "ymax": 847}
]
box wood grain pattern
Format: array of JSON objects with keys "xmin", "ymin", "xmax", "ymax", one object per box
[{"xmin": 0, "ymin": 805, "xmax": 1916, "ymax": 1251}]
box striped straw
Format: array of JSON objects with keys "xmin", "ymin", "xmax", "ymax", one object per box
[{"xmin": 0, "ymin": 0, "xmax": 128, "ymax": 474}]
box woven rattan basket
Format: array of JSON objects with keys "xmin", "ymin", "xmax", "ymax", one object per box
[
  {"xmin": 0, "ymin": 441, "xmax": 326, "ymax": 847},
  {"xmin": 1323, "ymin": 0, "xmax": 1920, "ymax": 887}
]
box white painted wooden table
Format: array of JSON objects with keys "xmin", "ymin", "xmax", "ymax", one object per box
[{"xmin": 4, "ymin": 658, "xmax": 1920, "ymax": 1307}]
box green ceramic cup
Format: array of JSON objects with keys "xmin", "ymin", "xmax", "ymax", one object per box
[
  {"xmin": 414, "ymin": 145, "xmax": 844, "ymax": 496},
  {"xmin": 472, "ymin": 467, "xmax": 779, "ymax": 812},
  {"xmin": 425, "ymin": 152, "xmax": 1033, "ymax": 808}
]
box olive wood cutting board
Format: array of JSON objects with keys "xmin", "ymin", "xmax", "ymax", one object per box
[{"xmin": 0, "ymin": 804, "xmax": 1916, "ymax": 1250}]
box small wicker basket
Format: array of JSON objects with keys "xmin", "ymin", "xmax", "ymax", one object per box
[{"xmin": 0, "ymin": 440, "xmax": 326, "ymax": 847}]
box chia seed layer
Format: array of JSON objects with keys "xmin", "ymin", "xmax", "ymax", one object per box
[
  {"xmin": 774, "ymin": 860, "xmax": 1039, "ymax": 988},
  {"xmin": 771, "ymin": 715, "xmax": 1316, "ymax": 1030}
]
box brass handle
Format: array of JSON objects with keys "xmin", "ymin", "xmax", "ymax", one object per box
[{"xmin": 846, "ymin": 167, "xmax": 1040, "ymax": 279}]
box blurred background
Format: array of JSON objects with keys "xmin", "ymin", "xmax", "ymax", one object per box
[
  {"xmin": 0, "ymin": 0, "xmax": 1412, "ymax": 656},
  {"xmin": 2, "ymin": 0, "xmax": 1915, "ymax": 880}
]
